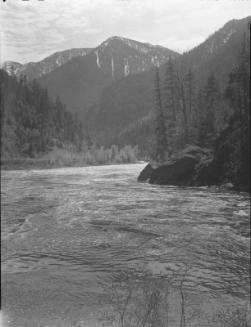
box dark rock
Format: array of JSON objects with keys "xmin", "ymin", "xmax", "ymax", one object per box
[
  {"xmin": 149, "ymin": 155, "xmax": 198, "ymax": 185},
  {"xmin": 137, "ymin": 163, "xmax": 155, "ymax": 182},
  {"xmin": 137, "ymin": 145, "xmax": 216, "ymax": 186}
]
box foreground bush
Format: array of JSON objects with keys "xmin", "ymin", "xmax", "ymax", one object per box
[{"xmin": 99, "ymin": 269, "xmax": 250, "ymax": 327}]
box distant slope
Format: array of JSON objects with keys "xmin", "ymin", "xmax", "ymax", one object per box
[
  {"xmin": 1, "ymin": 48, "xmax": 93, "ymax": 80},
  {"xmin": 38, "ymin": 36, "xmax": 179, "ymax": 114},
  {"xmin": 86, "ymin": 68, "xmax": 155, "ymax": 139},
  {"xmin": 40, "ymin": 53, "xmax": 114, "ymax": 113},
  {"xmin": 172, "ymin": 16, "xmax": 251, "ymax": 87}
]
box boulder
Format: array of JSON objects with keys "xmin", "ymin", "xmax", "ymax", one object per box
[
  {"xmin": 149, "ymin": 155, "xmax": 198, "ymax": 185},
  {"xmin": 137, "ymin": 163, "xmax": 155, "ymax": 182},
  {"xmin": 137, "ymin": 145, "xmax": 213, "ymax": 186}
]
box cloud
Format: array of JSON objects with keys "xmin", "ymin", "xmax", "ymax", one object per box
[{"xmin": 0, "ymin": 0, "xmax": 250, "ymax": 64}]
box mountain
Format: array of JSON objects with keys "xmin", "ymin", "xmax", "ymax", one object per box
[
  {"xmin": 37, "ymin": 37, "xmax": 179, "ymax": 114},
  {"xmin": 172, "ymin": 16, "xmax": 251, "ymax": 87},
  {"xmin": 2, "ymin": 36, "xmax": 179, "ymax": 117},
  {"xmin": 1, "ymin": 48, "xmax": 93, "ymax": 80},
  {"xmin": 89, "ymin": 16, "xmax": 250, "ymax": 146}
]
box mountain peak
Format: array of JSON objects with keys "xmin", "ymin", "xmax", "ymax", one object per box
[
  {"xmin": 107, "ymin": 36, "xmax": 125, "ymax": 41},
  {"xmin": 98, "ymin": 36, "xmax": 178, "ymax": 56},
  {"xmin": 99, "ymin": 36, "xmax": 127, "ymax": 49}
]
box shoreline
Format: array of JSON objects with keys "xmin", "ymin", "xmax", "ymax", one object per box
[{"xmin": 0, "ymin": 158, "xmax": 146, "ymax": 171}]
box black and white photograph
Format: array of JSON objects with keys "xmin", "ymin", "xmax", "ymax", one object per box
[{"xmin": 0, "ymin": 0, "xmax": 250, "ymax": 326}]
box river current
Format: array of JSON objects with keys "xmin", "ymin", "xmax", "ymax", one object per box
[{"xmin": 1, "ymin": 163, "xmax": 250, "ymax": 326}]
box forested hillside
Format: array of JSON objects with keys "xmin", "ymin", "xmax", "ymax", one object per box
[
  {"xmin": 0, "ymin": 70, "xmax": 139, "ymax": 167},
  {"xmin": 0, "ymin": 70, "xmax": 84, "ymax": 158},
  {"xmin": 170, "ymin": 17, "xmax": 250, "ymax": 87}
]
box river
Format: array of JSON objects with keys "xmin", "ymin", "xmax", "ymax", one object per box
[{"xmin": 1, "ymin": 163, "xmax": 250, "ymax": 327}]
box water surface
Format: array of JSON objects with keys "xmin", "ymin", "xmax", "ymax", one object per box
[{"xmin": 1, "ymin": 164, "xmax": 250, "ymax": 326}]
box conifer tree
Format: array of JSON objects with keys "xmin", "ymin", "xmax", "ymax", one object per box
[
  {"xmin": 163, "ymin": 58, "xmax": 176, "ymax": 154},
  {"xmin": 177, "ymin": 73, "xmax": 189, "ymax": 145},
  {"xmin": 154, "ymin": 67, "xmax": 167, "ymax": 162},
  {"xmin": 198, "ymin": 73, "xmax": 220, "ymax": 146},
  {"xmin": 184, "ymin": 68, "xmax": 198, "ymax": 142}
]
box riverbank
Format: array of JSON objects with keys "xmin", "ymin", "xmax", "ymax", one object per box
[
  {"xmin": 1, "ymin": 146, "xmax": 144, "ymax": 171},
  {"xmin": 1, "ymin": 157, "xmax": 146, "ymax": 171}
]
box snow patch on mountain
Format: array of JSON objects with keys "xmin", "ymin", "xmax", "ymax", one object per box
[
  {"xmin": 223, "ymin": 29, "xmax": 235, "ymax": 43},
  {"xmin": 1, "ymin": 61, "xmax": 23, "ymax": 75},
  {"xmin": 150, "ymin": 56, "xmax": 161, "ymax": 67},
  {"xmin": 111, "ymin": 55, "xmax": 115, "ymax": 78},
  {"xmin": 124, "ymin": 58, "xmax": 130, "ymax": 76},
  {"xmin": 95, "ymin": 50, "xmax": 101, "ymax": 68},
  {"xmin": 209, "ymin": 40, "xmax": 215, "ymax": 54},
  {"xmin": 123, "ymin": 39, "xmax": 150, "ymax": 53}
]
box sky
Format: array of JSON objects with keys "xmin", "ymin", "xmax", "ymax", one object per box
[{"xmin": 0, "ymin": 0, "xmax": 250, "ymax": 64}]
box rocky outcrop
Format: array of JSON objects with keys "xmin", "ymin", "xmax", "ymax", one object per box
[
  {"xmin": 149, "ymin": 155, "xmax": 197, "ymax": 185},
  {"xmin": 138, "ymin": 114, "xmax": 250, "ymax": 191},
  {"xmin": 138, "ymin": 145, "xmax": 213, "ymax": 186}
]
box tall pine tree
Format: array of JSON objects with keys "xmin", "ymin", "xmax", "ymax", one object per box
[
  {"xmin": 163, "ymin": 58, "xmax": 176, "ymax": 155},
  {"xmin": 198, "ymin": 73, "xmax": 220, "ymax": 147},
  {"xmin": 153, "ymin": 67, "xmax": 167, "ymax": 162},
  {"xmin": 184, "ymin": 68, "xmax": 198, "ymax": 142}
]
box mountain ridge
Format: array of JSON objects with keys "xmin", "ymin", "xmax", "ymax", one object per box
[
  {"xmin": 1, "ymin": 48, "xmax": 93, "ymax": 80},
  {"xmin": 36, "ymin": 36, "xmax": 179, "ymax": 114},
  {"xmin": 2, "ymin": 36, "xmax": 179, "ymax": 81}
]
